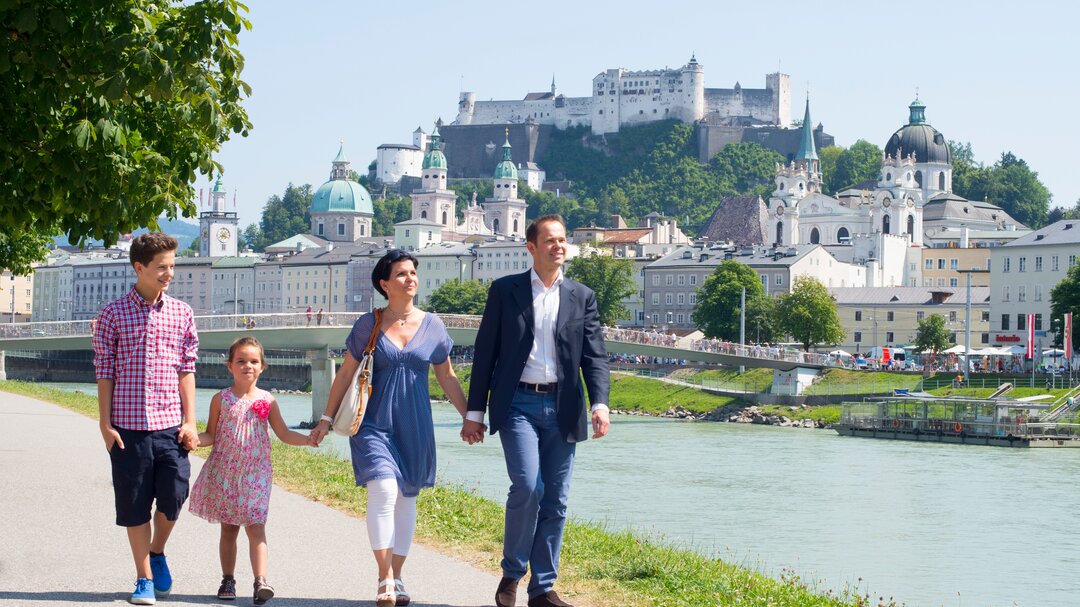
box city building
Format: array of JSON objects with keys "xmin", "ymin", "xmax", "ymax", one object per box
[
  {"xmin": 70, "ymin": 256, "xmax": 135, "ymax": 320},
  {"xmin": 414, "ymin": 242, "xmax": 476, "ymax": 306},
  {"xmin": 571, "ymin": 212, "xmax": 690, "ymax": 258},
  {"xmin": 830, "ymin": 286, "xmax": 991, "ymax": 353},
  {"xmin": 989, "ymin": 220, "xmax": 1080, "ymax": 347},
  {"xmin": 198, "ymin": 177, "xmax": 239, "ymax": 257},
  {"xmin": 1, "ymin": 269, "xmax": 34, "ymax": 323}
]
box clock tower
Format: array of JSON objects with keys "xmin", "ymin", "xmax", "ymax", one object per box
[{"xmin": 199, "ymin": 177, "xmax": 239, "ymax": 257}]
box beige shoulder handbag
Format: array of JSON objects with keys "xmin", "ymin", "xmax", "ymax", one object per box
[{"xmin": 332, "ymin": 309, "xmax": 383, "ymax": 436}]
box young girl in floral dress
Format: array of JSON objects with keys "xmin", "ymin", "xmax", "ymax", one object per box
[{"xmin": 189, "ymin": 337, "xmax": 315, "ymax": 604}]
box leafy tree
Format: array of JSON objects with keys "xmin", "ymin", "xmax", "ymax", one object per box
[
  {"xmin": 1048, "ymin": 199, "xmax": 1080, "ymax": 223},
  {"xmin": 1050, "ymin": 262, "xmax": 1080, "ymax": 353},
  {"xmin": 426, "ymin": 279, "xmax": 489, "ymax": 315},
  {"xmin": 259, "ymin": 184, "xmax": 313, "ymax": 246},
  {"xmin": 708, "ymin": 142, "xmax": 784, "ymax": 198},
  {"xmin": 0, "ymin": 0, "xmax": 252, "ymax": 273},
  {"xmin": 949, "ymin": 140, "xmax": 992, "ymax": 202},
  {"xmin": 985, "ymin": 152, "xmax": 1051, "ymax": 228},
  {"xmin": 180, "ymin": 236, "xmax": 200, "ymax": 257},
  {"xmin": 818, "ymin": 145, "xmax": 844, "ymax": 194},
  {"xmin": 691, "ymin": 260, "xmax": 769, "ymax": 341},
  {"xmin": 240, "ymin": 223, "xmax": 262, "ymax": 251},
  {"xmin": 745, "ymin": 296, "xmax": 778, "ymax": 345},
  {"xmin": 565, "ymin": 249, "xmax": 637, "ymax": 325},
  {"xmin": 775, "ymin": 276, "xmax": 844, "ymax": 351},
  {"xmin": 914, "ymin": 314, "xmax": 951, "ymax": 358},
  {"xmin": 832, "ymin": 140, "xmax": 882, "ymax": 192},
  {"xmin": 371, "ymin": 195, "xmax": 411, "ymax": 236}
]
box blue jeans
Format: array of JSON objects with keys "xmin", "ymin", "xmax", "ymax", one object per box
[{"xmin": 499, "ymin": 388, "xmax": 576, "ymax": 598}]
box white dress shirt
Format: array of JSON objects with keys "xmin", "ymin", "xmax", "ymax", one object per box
[{"xmin": 467, "ymin": 269, "xmax": 607, "ymax": 424}]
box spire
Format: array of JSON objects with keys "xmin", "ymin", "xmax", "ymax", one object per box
[
  {"xmin": 330, "ymin": 139, "xmax": 351, "ymax": 180},
  {"xmin": 551, "ymin": 73, "xmax": 556, "ymax": 95},
  {"xmin": 796, "ymin": 96, "xmax": 818, "ymax": 161},
  {"xmin": 502, "ymin": 128, "xmax": 512, "ymax": 161},
  {"xmin": 908, "ymin": 95, "xmax": 927, "ymax": 125},
  {"xmin": 333, "ymin": 138, "xmax": 348, "ymax": 163},
  {"xmin": 422, "ymin": 123, "xmax": 447, "ymax": 170},
  {"xmin": 494, "ymin": 128, "xmax": 518, "ymax": 180}
]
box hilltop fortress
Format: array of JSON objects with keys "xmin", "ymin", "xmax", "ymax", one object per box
[{"xmin": 455, "ymin": 55, "xmax": 792, "ymax": 135}]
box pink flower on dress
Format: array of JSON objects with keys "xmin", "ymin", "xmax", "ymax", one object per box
[{"xmin": 251, "ymin": 399, "xmax": 271, "ymax": 420}]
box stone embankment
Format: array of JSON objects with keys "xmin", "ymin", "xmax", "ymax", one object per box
[{"xmin": 611, "ymin": 404, "xmax": 826, "ymax": 428}]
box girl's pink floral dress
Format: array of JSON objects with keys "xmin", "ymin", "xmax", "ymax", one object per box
[{"xmin": 189, "ymin": 388, "xmax": 273, "ymax": 525}]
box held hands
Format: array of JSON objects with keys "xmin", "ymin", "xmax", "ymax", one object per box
[
  {"xmin": 591, "ymin": 408, "xmax": 610, "ymax": 439},
  {"xmin": 178, "ymin": 421, "xmax": 200, "ymax": 451},
  {"xmin": 309, "ymin": 420, "xmax": 331, "ymax": 447},
  {"xmin": 460, "ymin": 420, "xmax": 486, "ymax": 445}
]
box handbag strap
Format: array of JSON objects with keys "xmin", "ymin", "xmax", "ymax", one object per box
[{"xmin": 363, "ymin": 308, "xmax": 383, "ymax": 355}]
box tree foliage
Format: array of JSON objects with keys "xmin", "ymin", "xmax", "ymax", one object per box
[
  {"xmin": 914, "ymin": 314, "xmax": 951, "ymax": 357},
  {"xmin": 1049, "ymin": 262, "xmax": 1080, "ymax": 353},
  {"xmin": 691, "ymin": 260, "xmax": 774, "ymax": 342},
  {"xmin": 565, "ymin": 249, "xmax": 637, "ymax": 325},
  {"xmin": 425, "ymin": 279, "xmax": 489, "ymax": 315},
  {"xmin": 708, "ymin": 142, "xmax": 784, "ymax": 199},
  {"xmin": 774, "ymin": 276, "xmax": 844, "ymax": 351},
  {"xmin": 829, "ymin": 140, "xmax": 882, "ymax": 193},
  {"xmin": 1047, "ymin": 199, "xmax": 1080, "ymax": 224},
  {"xmin": 371, "ymin": 195, "xmax": 411, "ymax": 237},
  {"xmin": 817, "ymin": 145, "xmax": 843, "ymax": 194},
  {"xmin": 258, "ymin": 183, "xmax": 312, "ymax": 247},
  {"xmin": 0, "ymin": 0, "xmax": 253, "ymax": 272},
  {"xmin": 241, "ymin": 223, "xmax": 262, "ymax": 251},
  {"xmin": 949, "ymin": 142, "xmax": 1053, "ymax": 228}
]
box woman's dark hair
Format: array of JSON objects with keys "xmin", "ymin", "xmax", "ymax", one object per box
[{"xmin": 371, "ymin": 249, "xmax": 419, "ymax": 298}]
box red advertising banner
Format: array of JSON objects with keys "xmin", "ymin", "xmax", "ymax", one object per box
[
  {"xmin": 1025, "ymin": 314, "xmax": 1035, "ymax": 359},
  {"xmin": 1066, "ymin": 312, "xmax": 1073, "ymax": 354}
]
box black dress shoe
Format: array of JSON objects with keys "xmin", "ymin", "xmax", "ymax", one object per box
[
  {"xmin": 495, "ymin": 576, "xmax": 519, "ymax": 607},
  {"xmin": 527, "ymin": 590, "xmax": 573, "ymax": 607}
]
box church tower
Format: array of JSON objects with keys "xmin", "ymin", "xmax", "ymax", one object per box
[
  {"xmin": 768, "ymin": 97, "xmax": 820, "ymax": 245},
  {"xmin": 482, "ymin": 130, "xmax": 528, "ymax": 238},
  {"xmin": 199, "ymin": 177, "xmax": 239, "ymax": 257},
  {"xmin": 410, "ymin": 125, "xmax": 457, "ymax": 233}
]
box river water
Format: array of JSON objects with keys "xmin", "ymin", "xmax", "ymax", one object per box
[{"xmin": 47, "ymin": 382, "xmax": 1079, "ymax": 607}]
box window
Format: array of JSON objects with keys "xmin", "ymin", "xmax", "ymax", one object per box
[
  {"xmin": 949, "ymin": 311, "xmax": 957, "ymax": 322},
  {"xmin": 1018, "ymin": 285, "xmax": 1026, "ymax": 301},
  {"xmin": 676, "ymin": 293, "xmax": 685, "ymax": 305},
  {"xmin": 1017, "ymin": 314, "xmax": 1026, "ymax": 331},
  {"xmin": 651, "ymin": 314, "xmax": 658, "ymax": 323},
  {"xmin": 938, "ymin": 258, "xmax": 946, "ymax": 270},
  {"xmin": 917, "ymin": 311, "xmax": 925, "ymax": 320},
  {"xmin": 690, "ymin": 274, "xmax": 697, "ymax": 286},
  {"xmin": 1052, "ymin": 255, "xmax": 1060, "ymax": 271},
  {"xmin": 665, "ymin": 293, "xmax": 672, "ymax": 305},
  {"xmin": 666, "ymin": 275, "xmax": 673, "ymax": 286},
  {"xmin": 1035, "ymin": 284, "xmax": 1042, "ymax": 301},
  {"xmin": 1035, "ymin": 256, "xmax": 1043, "ymax": 271},
  {"xmin": 1035, "ymin": 314, "xmax": 1044, "ymax": 331},
  {"xmin": 1001, "ymin": 314, "xmax": 1010, "ymax": 331},
  {"xmin": 677, "ymin": 274, "xmax": 685, "ymax": 286},
  {"xmin": 1071, "ymin": 255, "xmax": 1077, "ymax": 267},
  {"xmin": 887, "ymin": 311, "xmax": 895, "ymax": 322},
  {"xmin": 855, "ymin": 311, "xmax": 862, "ymax": 321},
  {"xmin": 886, "ymin": 331, "xmax": 894, "ymax": 343},
  {"xmin": 854, "ymin": 331, "xmax": 862, "ymax": 343},
  {"xmin": 937, "ymin": 278, "xmax": 945, "ymax": 287},
  {"xmin": 950, "ymin": 258, "xmax": 959, "ymax": 270},
  {"xmin": 1018, "ymin": 257, "xmax": 1026, "ymax": 272},
  {"xmin": 1002, "ymin": 286, "xmax": 1010, "ymax": 301},
  {"xmin": 676, "ymin": 313, "xmax": 684, "ymax": 323},
  {"xmin": 652, "ymin": 275, "xmax": 659, "ymax": 286},
  {"xmin": 689, "ymin": 293, "xmax": 697, "ymax": 305},
  {"xmin": 949, "ymin": 333, "xmax": 957, "ymax": 344},
  {"xmin": 1003, "ymin": 257, "xmax": 1010, "ymax": 272},
  {"xmin": 317, "ymin": 224, "xmax": 324, "ymax": 236},
  {"xmin": 338, "ymin": 223, "xmax": 345, "ymax": 236},
  {"xmin": 775, "ymin": 275, "xmax": 783, "ymax": 285},
  {"xmin": 949, "ymin": 278, "xmax": 958, "ymax": 288}
]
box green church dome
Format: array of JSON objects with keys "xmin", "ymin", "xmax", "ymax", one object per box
[
  {"xmin": 493, "ymin": 133, "xmax": 517, "ymax": 179},
  {"xmin": 311, "ymin": 180, "xmax": 373, "ymax": 214},
  {"xmin": 422, "ymin": 126, "xmax": 447, "ymax": 170}
]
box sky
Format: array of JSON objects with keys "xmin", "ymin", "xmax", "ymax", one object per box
[{"xmin": 210, "ymin": 0, "xmax": 1080, "ymax": 228}]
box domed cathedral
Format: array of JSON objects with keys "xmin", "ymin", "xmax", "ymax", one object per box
[
  {"xmin": 479, "ymin": 130, "xmax": 528, "ymax": 239},
  {"xmin": 310, "ymin": 143, "xmax": 374, "ymax": 242},
  {"xmin": 409, "ymin": 125, "xmax": 458, "ymax": 233}
]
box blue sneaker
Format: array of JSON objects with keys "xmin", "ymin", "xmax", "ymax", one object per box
[
  {"xmin": 129, "ymin": 578, "xmax": 156, "ymax": 605},
  {"xmin": 149, "ymin": 553, "xmax": 172, "ymax": 598}
]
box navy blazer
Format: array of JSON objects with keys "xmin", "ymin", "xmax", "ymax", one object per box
[{"xmin": 467, "ymin": 270, "xmax": 609, "ymax": 443}]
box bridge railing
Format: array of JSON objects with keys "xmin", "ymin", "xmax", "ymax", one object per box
[{"xmin": 2, "ymin": 313, "xmax": 838, "ymax": 368}]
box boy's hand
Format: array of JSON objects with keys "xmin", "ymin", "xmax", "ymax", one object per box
[
  {"xmin": 178, "ymin": 422, "xmax": 199, "ymax": 451},
  {"xmin": 100, "ymin": 424, "xmax": 124, "ymax": 452}
]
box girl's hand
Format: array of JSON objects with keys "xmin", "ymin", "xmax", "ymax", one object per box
[{"xmin": 309, "ymin": 420, "xmax": 331, "ymax": 446}]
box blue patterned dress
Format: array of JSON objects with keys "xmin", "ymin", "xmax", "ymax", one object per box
[{"xmin": 345, "ymin": 312, "xmax": 453, "ymax": 497}]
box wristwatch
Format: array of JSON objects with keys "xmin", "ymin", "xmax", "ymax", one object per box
[{"xmin": 319, "ymin": 414, "xmax": 333, "ymax": 425}]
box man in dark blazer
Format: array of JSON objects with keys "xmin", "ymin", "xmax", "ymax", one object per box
[{"xmin": 463, "ymin": 215, "xmax": 609, "ymax": 607}]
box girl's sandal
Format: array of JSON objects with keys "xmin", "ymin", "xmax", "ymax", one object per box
[
  {"xmin": 394, "ymin": 578, "xmax": 411, "ymax": 606},
  {"xmin": 376, "ymin": 578, "xmax": 396, "ymax": 607}
]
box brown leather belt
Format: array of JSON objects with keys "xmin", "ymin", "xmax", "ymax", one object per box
[{"xmin": 518, "ymin": 381, "xmax": 558, "ymax": 393}]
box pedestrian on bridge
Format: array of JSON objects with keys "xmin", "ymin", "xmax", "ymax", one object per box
[{"xmin": 310, "ymin": 249, "xmax": 471, "ymax": 607}]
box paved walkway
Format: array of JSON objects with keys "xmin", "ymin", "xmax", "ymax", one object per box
[{"xmin": 0, "ymin": 392, "xmax": 516, "ymax": 606}]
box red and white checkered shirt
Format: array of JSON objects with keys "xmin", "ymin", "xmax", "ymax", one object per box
[{"xmin": 92, "ymin": 288, "xmax": 199, "ymax": 431}]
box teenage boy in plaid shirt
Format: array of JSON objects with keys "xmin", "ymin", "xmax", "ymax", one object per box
[{"xmin": 93, "ymin": 233, "xmax": 200, "ymax": 606}]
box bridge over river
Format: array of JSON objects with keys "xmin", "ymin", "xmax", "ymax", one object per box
[{"xmin": 0, "ymin": 312, "xmax": 840, "ymax": 417}]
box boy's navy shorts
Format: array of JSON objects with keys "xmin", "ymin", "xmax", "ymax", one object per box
[{"xmin": 109, "ymin": 426, "xmax": 191, "ymax": 527}]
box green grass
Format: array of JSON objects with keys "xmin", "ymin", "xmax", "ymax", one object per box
[
  {"xmin": 2, "ymin": 379, "xmax": 887, "ymax": 607},
  {"xmin": 608, "ymin": 374, "xmax": 743, "ymax": 415},
  {"xmin": 759, "ymin": 405, "xmax": 843, "ymax": 426},
  {"xmin": 680, "ymin": 367, "xmax": 774, "ymax": 392},
  {"xmin": 803, "ymin": 370, "xmax": 924, "ymax": 396}
]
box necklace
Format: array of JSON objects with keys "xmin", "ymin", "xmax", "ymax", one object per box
[{"xmin": 384, "ymin": 307, "xmax": 414, "ymax": 326}]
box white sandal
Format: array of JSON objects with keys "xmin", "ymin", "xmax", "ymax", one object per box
[
  {"xmin": 376, "ymin": 578, "xmax": 396, "ymax": 607},
  {"xmin": 394, "ymin": 578, "xmax": 411, "ymax": 606}
]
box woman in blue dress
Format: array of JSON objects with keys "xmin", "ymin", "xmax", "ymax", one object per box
[{"xmin": 311, "ymin": 249, "xmax": 475, "ymax": 607}]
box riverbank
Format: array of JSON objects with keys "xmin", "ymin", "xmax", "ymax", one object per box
[{"xmin": 0, "ymin": 379, "xmax": 890, "ymax": 607}]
